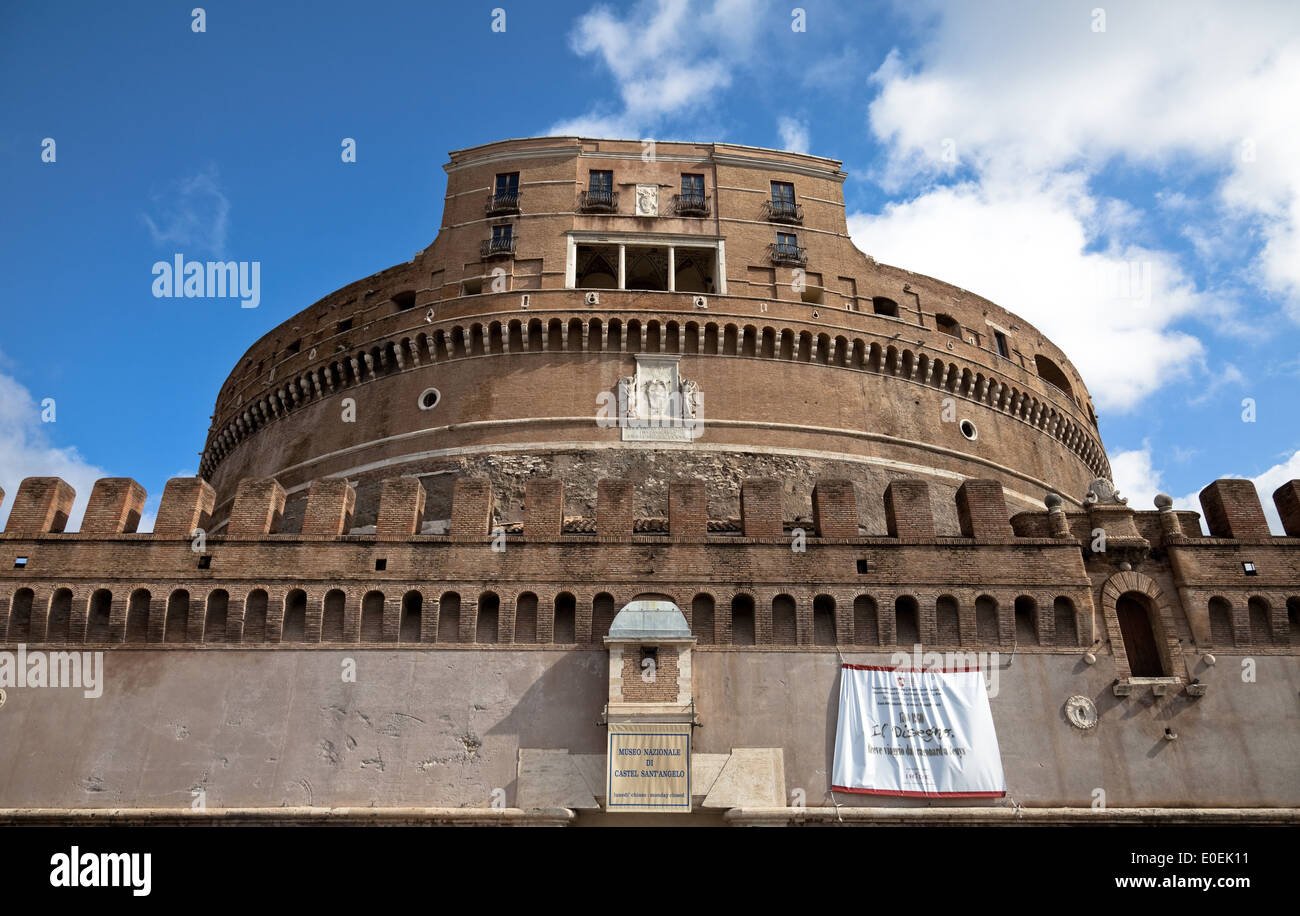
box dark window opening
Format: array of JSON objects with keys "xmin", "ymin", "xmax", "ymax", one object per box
[
  {"xmin": 374, "ymin": 558, "xmax": 387, "ymax": 571},
  {"xmin": 337, "ymin": 318, "xmax": 353, "ymax": 333},
  {"xmin": 872, "ymin": 297, "xmax": 899, "ymax": 318},
  {"xmin": 286, "ymin": 339, "xmax": 301, "ymax": 355},
  {"xmin": 856, "ymin": 559, "xmax": 868, "ymax": 574},
  {"xmin": 994, "ymin": 330, "xmax": 1010, "ymax": 358},
  {"xmin": 393, "ymin": 291, "xmax": 416, "ymax": 311},
  {"xmin": 197, "ymin": 555, "xmax": 211, "ymax": 570},
  {"xmin": 13, "ymin": 557, "xmax": 27, "ymax": 569},
  {"xmin": 935, "ymin": 313, "xmax": 961, "ymax": 337},
  {"xmin": 1116, "ymin": 593, "xmax": 1164, "ymax": 677}
]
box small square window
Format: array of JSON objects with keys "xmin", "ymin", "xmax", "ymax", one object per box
[
  {"xmin": 14, "ymin": 556, "xmax": 27, "ymax": 569},
  {"xmin": 286, "ymin": 339, "xmax": 301, "ymax": 355},
  {"xmin": 856, "ymin": 559, "xmax": 868, "ymax": 574},
  {"xmin": 197, "ymin": 555, "xmax": 212, "ymax": 570},
  {"xmin": 375, "ymin": 558, "xmax": 387, "ymax": 571},
  {"xmin": 1243, "ymin": 561, "xmax": 1257, "ymax": 575},
  {"xmin": 337, "ymin": 318, "xmax": 353, "ymax": 333}
]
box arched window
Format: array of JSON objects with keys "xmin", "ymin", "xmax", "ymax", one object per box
[
  {"xmin": 872, "ymin": 297, "xmax": 899, "ymax": 318},
  {"xmin": 1288, "ymin": 597, "xmax": 1300, "ymax": 647},
  {"xmin": 772, "ymin": 594, "xmax": 797, "ymax": 646},
  {"xmin": 936, "ymin": 596, "xmax": 960, "ymax": 644},
  {"xmin": 1034, "ymin": 354, "xmax": 1074, "ymax": 399},
  {"xmin": 592, "ymin": 593, "xmax": 616, "ymax": 644},
  {"xmin": 1014, "ymin": 595, "xmax": 1038, "ymax": 645},
  {"xmin": 515, "ymin": 592, "xmax": 538, "ymax": 644},
  {"xmin": 894, "ymin": 595, "xmax": 919, "ymax": 646},
  {"xmin": 165, "ymin": 590, "xmax": 189, "ymax": 643},
  {"xmin": 438, "ymin": 591, "xmax": 461, "ymax": 643},
  {"xmin": 852, "ymin": 595, "xmax": 878, "ymax": 646},
  {"xmin": 692, "ymin": 593, "xmax": 715, "ymax": 645},
  {"xmin": 1208, "ymin": 597, "xmax": 1233, "ymax": 646},
  {"xmin": 1053, "ymin": 597, "xmax": 1077, "ymax": 647},
  {"xmin": 935, "ymin": 313, "xmax": 961, "ymax": 338},
  {"xmin": 975, "ymin": 595, "xmax": 999, "ymax": 642},
  {"xmin": 731, "ymin": 595, "xmax": 756, "ymax": 646},
  {"xmin": 553, "ymin": 592, "xmax": 575, "ymax": 644},
  {"xmin": 282, "ymin": 589, "xmax": 307, "ymax": 642},
  {"xmin": 813, "ymin": 595, "xmax": 837, "ymax": 646},
  {"xmin": 87, "ymin": 589, "xmax": 113, "ymax": 642},
  {"xmin": 1116, "ymin": 592, "xmax": 1163, "ymax": 677},
  {"xmin": 361, "ymin": 591, "xmax": 385, "ymax": 642},
  {"xmin": 243, "ymin": 590, "xmax": 268, "ymax": 643},
  {"xmin": 1248, "ymin": 596, "xmax": 1274, "ymax": 646},
  {"xmin": 205, "ymin": 590, "xmax": 228, "ymax": 643},
  {"xmin": 322, "ymin": 589, "xmax": 346, "ymax": 642},
  {"xmin": 477, "ymin": 592, "xmax": 500, "ymax": 643},
  {"xmin": 8, "ymin": 588, "xmax": 35, "ymax": 641},
  {"xmin": 401, "ymin": 591, "xmax": 423, "ymax": 642},
  {"xmin": 47, "ymin": 588, "xmax": 73, "ymax": 642}
]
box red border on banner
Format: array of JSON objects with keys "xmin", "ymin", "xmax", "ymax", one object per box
[
  {"xmin": 841, "ymin": 664, "xmax": 985, "ymax": 673},
  {"xmin": 831, "ymin": 785, "xmax": 1006, "ymax": 798}
]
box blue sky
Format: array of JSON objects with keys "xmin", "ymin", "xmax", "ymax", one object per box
[{"xmin": 1, "ymin": 0, "xmax": 1297, "ymax": 530}]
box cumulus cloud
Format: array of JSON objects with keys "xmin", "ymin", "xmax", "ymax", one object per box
[
  {"xmin": 777, "ymin": 116, "xmax": 810, "ymax": 154},
  {"xmin": 866, "ymin": 0, "xmax": 1300, "ymax": 311},
  {"xmin": 142, "ymin": 164, "xmax": 230, "ymax": 257},
  {"xmin": 1110, "ymin": 441, "xmax": 1300, "ymax": 534},
  {"xmin": 550, "ymin": 0, "xmax": 767, "ymax": 137},
  {"xmin": 847, "ymin": 171, "xmax": 1207, "ymax": 410},
  {"xmin": 0, "ymin": 368, "xmax": 109, "ymax": 533}
]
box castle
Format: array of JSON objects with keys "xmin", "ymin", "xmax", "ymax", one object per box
[{"xmin": 1, "ymin": 138, "xmax": 1297, "ymax": 825}]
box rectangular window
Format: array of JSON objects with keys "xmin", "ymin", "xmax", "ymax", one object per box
[
  {"xmin": 492, "ymin": 224, "xmax": 513, "ymax": 243},
  {"xmin": 681, "ymin": 173, "xmax": 704, "ymax": 197},
  {"xmin": 337, "ymin": 318, "xmax": 353, "ymax": 333},
  {"xmin": 994, "ymin": 330, "xmax": 1010, "ymax": 358},
  {"xmin": 777, "ymin": 231, "xmax": 797, "ymax": 248},
  {"xmin": 589, "ymin": 170, "xmax": 613, "ymax": 192},
  {"xmin": 495, "ymin": 172, "xmax": 519, "ymax": 195},
  {"xmin": 771, "ymin": 181, "xmax": 795, "ymax": 205},
  {"xmin": 286, "ymin": 339, "xmax": 301, "ymax": 355},
  {"xmin": 14, "ymin": 556, "xmax": 27, "ymax": 569},
  {"xmin": 1243, "ymin": 561, "xmax": 1257, "ymax": 575}
]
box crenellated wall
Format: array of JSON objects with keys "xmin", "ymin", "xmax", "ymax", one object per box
[{"xmin": 2, "ymin": 473, "xmax": 1297, "ymax": 666}]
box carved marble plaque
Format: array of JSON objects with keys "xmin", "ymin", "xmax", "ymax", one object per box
[
  {"xmin": 620, "ymin": 354, "xmax": 703, "ymax": 441},
  {"xmin": 634, "ymin": 184, "xmax": 659, "ymax": 217}
]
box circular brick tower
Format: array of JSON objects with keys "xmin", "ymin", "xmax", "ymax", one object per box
[{"xmin": 200, "ymin": 137, "xmax": 1109, "ymax": 533}]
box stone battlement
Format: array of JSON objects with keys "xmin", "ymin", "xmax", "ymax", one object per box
[{"xmin": 1, "ymin": 475, "xmax": 1297, "ymax": 659}]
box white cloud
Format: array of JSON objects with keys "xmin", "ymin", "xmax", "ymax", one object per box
[
  {"xmin": 867, "ymin": 0, "xmax": 1300, "ymax": 312},
  {"xmin": 847, "ymin": 171, "xmax": 1208, "ymax": 411},
  {"xmin": 550, "ymin": 0, "xmax": 766, "ymax": 137},
  {"xmin": 0, "ymin": 368, "xmax": 109, "ymax": 533},
  {"xmin": 1111, "ymin": 441, "xmax": 1300, "ymax": 534},
  {"xmin": 142, "ymin": 164, "xmax": 230, "ymax": 257},
  {"xmin": 777, "ymin": 116, "xmax": 809, "ymax": 154}
]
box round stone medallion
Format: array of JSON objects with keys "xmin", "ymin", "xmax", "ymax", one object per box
[{"xmin": 1065, "ymin": 695, "xmax": 1098, "ymax": 729}]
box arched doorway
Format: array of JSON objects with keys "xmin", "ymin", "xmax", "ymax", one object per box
[{"xmin": 1116, "ymin": 591, "xmax": 1163, "ymax": 677}]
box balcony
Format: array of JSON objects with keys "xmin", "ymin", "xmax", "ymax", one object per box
[
  {"xmin": 578, "ymin": 189, "xmax": 619, "ymax": 213},
  {"xmin": 769, "ymin": 242, "xmax": 807, "ymax": 267},
  {"xmin": 672, "ymin": 193, "xmax": 711, "ymax": 217},
  {"xmin": 480, "ymin": 235, "xmax": 517, "ymax": 259},
  {"xmin": 762, "ymin": 199, "xmax": 803, "ymax": 224},
  {"xmin": 485, "ymin": 191, "xmax": 521, "ymax": 216}
]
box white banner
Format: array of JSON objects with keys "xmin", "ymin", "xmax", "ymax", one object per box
[{"xmin": 832, "ymin": 664, "xmax": 1005, "ymax": 798}]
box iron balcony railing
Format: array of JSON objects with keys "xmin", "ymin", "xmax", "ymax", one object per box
[
  {"xmin": 763, "ymin": 199, "xmax": 803, "ymax": 224},
  {"xmin": 672, "ymin": 192, "xmax": 711, "ymax": 216},
  {"xmin": 769, "ymin": 242, "xmax": 807, "ymax": 266},
  {"xmin": 578, "ymin": 189, "xmax": 619, "ymax": 213},
  {"xmin": 481, "ymin": 235, "xmax": 517, "ymax": 259},
  {"xmin": 485, "ymin": 190, "xmax": 521, "ymax": 216}
]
